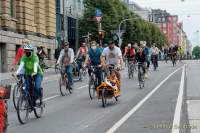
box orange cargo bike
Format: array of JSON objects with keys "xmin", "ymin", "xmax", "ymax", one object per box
[{"xmin": 96, "ymin": 64, "xmax": 121, "ymax": 108}]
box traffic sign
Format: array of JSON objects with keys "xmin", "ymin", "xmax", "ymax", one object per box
[
  {"xmin": 96, "ymin": 8, "xmax": 102, "ymax": 17},
  {"xmin": 95, "ymin": 16, "xmax": 102, "ymax": 22}
]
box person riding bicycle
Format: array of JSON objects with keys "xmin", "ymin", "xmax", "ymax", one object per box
[
  {"xmin": 76, "ymin": 42, "xmax": 88, "ymax": 73},
  {"xmin": 101, "ymin": 40, "xmax": 123, "ymax": 84},
  {"xmin": 84, "ymin": 41, "xmax": 103, "ymax": 86},
  {"xmin": 56, "ymin": 42, "xmax": 74, "ymax": 90},
  {"xmin": 16, "ymin": 44, "xmax": 43, "ymax": 106},
  {"xmin": 151, "ymin": 44, "xmax": 159, "ymax": 68},
  {"xmin": 135, "ymin": 44, "xmax": 147, "ymax": 77},
  {"xmin": 123, "ymin": 43, "xmax": 136, "ymax": 64},
  {"xmin": 11, "ymin": 39, "xmax": 30, "ymax": 71},
  {"xmin": 37, "ymin": 46, "xmax": 47, "ymax": 60},
  {"xmin": 169, "ymin": 44, "xmax": 178, "ymax": 63}
]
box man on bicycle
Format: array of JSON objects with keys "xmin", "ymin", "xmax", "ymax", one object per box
[
  {"xmin": 16, "ymin": 44, "xmax": 43, "ymax": 105},
  {"xmin": 123, "ymin": 43, "xmax": 136, "ymax": 64},
  {"xmin": 56, "ymin": 42, "xmax": 75, "ymax": 89},
  {"xmin": 151, "ymin": 44, "xmax": 159, "ymax": 68},
  {"xmin": 169, "ymin": 44, "xmax": 178, "ymax": 64},
  {"xmin": 101, "ymin": 40, "xmax": 123, "ymax": 82},
  {"xmin": 84, "ymin": 41, "xmax": 103, "ymax": 86}
]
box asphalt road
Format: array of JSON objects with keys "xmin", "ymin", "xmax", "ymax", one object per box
[{"xmin": 6, "ymin": 61, "xmax": 188, "ymax": 133}]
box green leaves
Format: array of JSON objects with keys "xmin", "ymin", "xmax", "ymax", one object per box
[
  {"xmin": 192, "ymin": 46, "xmax": 200, "ymax": 59},
  {"xmin": 80, "ymin": 0, "xmax": 168, "ymax": 48}
]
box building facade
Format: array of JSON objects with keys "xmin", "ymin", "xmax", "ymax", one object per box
[
  {"xmin": 0, "ymin": 0, "xmax": 56, "ymax": 72},
  {"xmin": 128, "ymin": 1, "xmax": 151, "ymax": 21},
  {"xmin": 56, "ymin": 0, "xmax": 84, "ymax": 50}
]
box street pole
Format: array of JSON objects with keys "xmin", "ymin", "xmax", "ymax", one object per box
[{"xmin": 118, "ymin": 18, "xmax": 140, "ymax": 47}]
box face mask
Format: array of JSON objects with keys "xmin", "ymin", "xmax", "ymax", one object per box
[
  {"xmin": 25, "ymin": 52, "xmax": 32, "ymax": 57},
  {"xmin": 91, "ymin": 46, "xmax": 97, "ymax": 50}
]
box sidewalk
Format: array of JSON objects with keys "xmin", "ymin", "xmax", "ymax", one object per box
[{"xmin": 186, "ymin": 61, "xmax": 200, "ymax": 133}]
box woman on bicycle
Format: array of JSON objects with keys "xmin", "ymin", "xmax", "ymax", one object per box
[
  {"xmin": 84, "ymin": 41, "xmax": 103, "ymax": 86},
  {"xmin": 16, "ymin": 44, "xmax": 43, "ymax": 105}
]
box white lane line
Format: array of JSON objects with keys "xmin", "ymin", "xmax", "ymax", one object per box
[
  {"xmin": 77, "ymin": 85, "xmax": 88, "ymax": 90},
  {"xmin": 43, "ymin": 95, "xmax": 60, "ymax": 101},
  {"xmin": 42, "ymin": 84, "xmax": 88, "ymax": 102},
  {"xmin": 171, "ymin": 65, "xmax": 186, "ymax": 133},
  {"xmin": 106, "ymin": 66, "xmax": 183, "ymax": 133}
]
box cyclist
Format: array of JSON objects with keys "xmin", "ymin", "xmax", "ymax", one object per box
[
  {"xmin": 123, "ymin": 43, "xmax": 136, "ymax": 64},
  {"xmin": 84, "ymin": 41, "xmax": 102, "ymax": 86},
  {"xmin": 135, "ymin": 44, "xmax": 147, "ymax": 79},
  {"xmin": 37, "ymin": 46, "xmax": 47, "ymax": 60},
  {"xmin": 151, "ymin": 44, "xmax": 159, "ymax": 68},
  {"xmin": 16, "ymin": 44, "xmax": 43, "ymax": 105},
  {"xmin": 101, "ymin": 40, "xmax": 123, "ymax": 83},
  {"xmin": 56, "ymin": 42, "xmax": 74, "ymax": 89},
  {"xmin": 76, "ymin": 42, "xmax": 88, "ymax": 74},
  {"xmin": 11, "ymin": 38, "xmax": 30, "ymax": 71},
  {"xmin": 169, "ymin": 44, "xmax": 178, "ymax": 64}
]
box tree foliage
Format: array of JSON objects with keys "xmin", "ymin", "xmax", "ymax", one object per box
[
  {"xmin": 79, "ymin": 0, "xmax": 168, "ymax": 48},
  {"xmin": 192, "ymin": 46, "xmax": 200, "ymax": 59}
]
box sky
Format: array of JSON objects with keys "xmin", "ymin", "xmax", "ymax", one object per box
[{"xmin": 131, "ymin": 0, "xmax": 200, "ymax": 46}]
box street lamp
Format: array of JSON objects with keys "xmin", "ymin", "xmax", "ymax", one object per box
[
  {"xmin": 118, "ymin": 17, "xmax": 140, "ymax": 47},
  {"xmin": 118, "ymin": 18, "xmax": 140, "ymax": 34}
]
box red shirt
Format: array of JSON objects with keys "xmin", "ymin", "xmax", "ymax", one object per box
[{"xmin": 13, "ymin": 48, "xmax": 24, "ymax": 65}]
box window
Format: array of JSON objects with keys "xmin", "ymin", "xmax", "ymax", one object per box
[
  {"xmin": 10, "ymin": 0, "xmax": 16, "ymax": 18},
  {"xmin": 56, "ymin": 0, "xmax": 61, "ymax": 13}
]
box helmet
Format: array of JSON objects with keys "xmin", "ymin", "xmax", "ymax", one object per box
[
  {"xmin": 128, "ymin": 43, "xmax": 131, "ymax": 47},
  {"xmin": 24, "ymin": 44, "xmax": 34, "ymax": 51}
]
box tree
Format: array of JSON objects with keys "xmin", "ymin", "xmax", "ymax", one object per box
[
  {"xmin": 79, "ymin": 0, "xmax": 168, "ymax": 48},
  {"xmin": 192, "ymin": 46, "xmax": 200, "ymax": 59}
]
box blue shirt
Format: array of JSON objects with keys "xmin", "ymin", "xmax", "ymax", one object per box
[{"xmin": 88, "ymin": 48, "xmax": 102, "ymax": 65}]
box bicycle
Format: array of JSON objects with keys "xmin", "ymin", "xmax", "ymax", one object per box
[
  {"xmin": 151, "ymin": 55, "xmax": 157, "ymax": 71},
  {"xmin": 58, "ymin": 66, "xmax": 72, "ymax": 96},
  {"xmin": 127, "ymin": 58, "xmax": 136, "ymax": 79},
  {"xmin": 88, "ymin": 65, "xmax": 101, "ymax": 100},
  {"xmin": 16, "ymin": 76, "xmax": 44, "ymax": 124},
  {"xmin": 12, "ymin": 74, "xmax": 24, "ymax": 110},
  {"xmin": 73, "ymin": 58, "xmax": 87, "ymax": 81},
  {"xmin": 96, "ymin": 64, "xmax": 120, "ymax": 108},
  {"xmin": 138, "ymin": 63, "xmax": 145, "ymax": 89}
]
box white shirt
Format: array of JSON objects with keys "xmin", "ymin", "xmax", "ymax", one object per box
[
  {"xmin": 57, "ymin": 48, "xmax": 74, "ymax": 65},
  {"xmin": 101, "ymin": 46, "xmax": 122, "ymax": 65}
]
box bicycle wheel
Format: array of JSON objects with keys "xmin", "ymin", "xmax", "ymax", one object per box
[
  {"xmin": 89, "ymin": 77, "xmax": 95, "ymax": 100},
  {"xmin": 102, "ymin": 88, "xmax": 107, "ymax": 108},
  {"xmin": 59, "ymin": 75, "xmax": 68, "ymax": 96},
  {"xmin": 34, "ymin": 97, "xmax": 44, "ymax": 118},
  {"xmin": 17, "ymin": 95, "xmax": 29, "ymax": 124},
  {"xmin": 138, "ymin": 69, "xmax": 142, "ymax": 89},
  {"xmin": 13, "ymin": 84, "xmax": 21, "ymax": 110}
]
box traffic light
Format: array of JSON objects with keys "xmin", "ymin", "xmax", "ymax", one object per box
[
  {"xmin": 98, "ymin": 30, "xmax": 105, "ymax": 39},
  {"xmin": 69, "ymin": 6, "xmax": 72, "ymax": 14}
]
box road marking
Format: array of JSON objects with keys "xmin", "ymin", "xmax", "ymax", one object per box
[
  {"xmin": 42, "ymin": 84, "xmax": 88, "ymax": 102},
  {"xmin": 106, "ymin": 66, "xmax": 183, "ymax": 133},
  {"xmin": 77, "ymin": 85, "xmax": 88, "ymax": 90},
  {"xmin": 43, "ymin": 95, "xmax": 60, "ymax": 101},
  {"xmin": 171, "ymin": 65, "xmax": 186, "ymax": 133}
]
